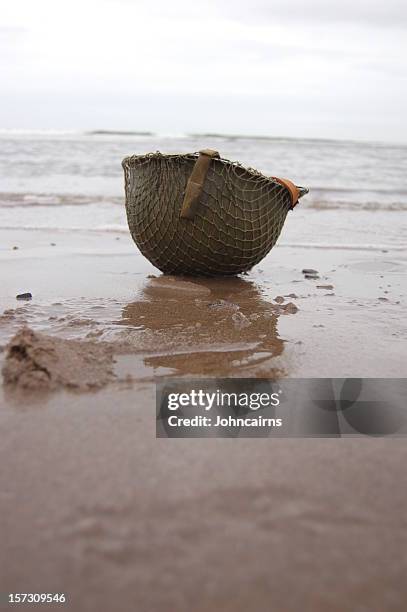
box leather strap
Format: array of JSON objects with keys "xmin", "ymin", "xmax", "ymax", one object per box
[
  {"xmin": 272, "ymin": 176, "xmax": 300, "ymax": 209},
  {"xmin": 180, "ymin": 149, "xmax": 220, "ymax": 219}
]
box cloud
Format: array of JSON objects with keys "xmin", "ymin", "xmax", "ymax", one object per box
[
  {"xmin": 0, "ymin": 0, "xmax": 406, "ymax": 141},
  {"xmin": 113, "ymin": 0, "xmax": 407, "ymax": 28},
  {"xmin": 215, "ymin": 0, "xmax": 407, "ymax": 28}
]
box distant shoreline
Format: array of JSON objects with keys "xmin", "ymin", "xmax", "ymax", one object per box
[{"xmin": 0, "ymin": 128, "xmax": 406, "ymax": 148}]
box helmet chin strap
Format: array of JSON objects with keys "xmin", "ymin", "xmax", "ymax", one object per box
[
  {"xmin": 180, "ymin": 149, "xmax": 220, "ymax": 219},
  {"xmin": 271, "ymin": 176, "xmax": 301, "ymax": 209}
]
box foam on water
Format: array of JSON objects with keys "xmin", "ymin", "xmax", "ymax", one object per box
[{"xmin": 0, "ymin": 131, "xmax": 406, "ymax": 251}]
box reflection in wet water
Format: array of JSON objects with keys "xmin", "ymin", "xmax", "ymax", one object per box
[
  {"xmin": 120, "ymin": 276, "xmax": 298, "ymax": 378},
  {"xmin": 0, "ymin": 277, "xmax": 299, "ymax": 383}
]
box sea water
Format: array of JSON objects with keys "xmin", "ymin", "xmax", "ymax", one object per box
[{"xmin": 0, "ymin": 130, "xmax": 406, "ymax": 252}]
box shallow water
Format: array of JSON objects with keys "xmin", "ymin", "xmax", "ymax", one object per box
[
  {"xmin": 1, "ymin": 226, "xmax": 405, "ymax": 379},
  {"xmin": 0, "ymin": 131, "xmax": 406, "ymax": 247},
  {"xmin": 0, "ymin": 131, "xmax": 406, "ymax": 379}
]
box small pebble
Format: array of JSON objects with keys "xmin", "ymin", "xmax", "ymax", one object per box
[
  {"xmin": 16, "ymin": 293, "xmax": 32, "ymax": 301},
  {"xmin": 280, "ymin": 302, "xmax": 298, "ymax": 314},
  {"xmin": 12, "ymin": 246, "xmax": 19, "ymax": 250},
  {"xmin": 302, "ymin": 268, "xmax": 318, "ymax": 274},
  {"xmin": 274, "ymin": 296, "xmax": 285, "ymax": 304},
  {"xmin": 317, "ymin": 284, "xmax": 334, "ymax": 290},
  {"xmin": 50, "ymin": 242, "xmax": 56, "ymax": 246},
  {"xmin": 304, "ymin": 274, "xmax": 320, "ymax": 280}
]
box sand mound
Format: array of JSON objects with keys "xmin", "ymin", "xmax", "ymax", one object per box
[{"xmin": 2, "ymin": 327, "xmax": 114, "ymax": 391}]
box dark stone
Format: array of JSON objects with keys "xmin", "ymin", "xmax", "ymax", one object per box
[
  {"xmin": 16, "ymin": 293, "xmax": 32, "ymax": 300},
  {"xmin": 302, "ymin": 268, "xmax": 318, "ymax": 274}
]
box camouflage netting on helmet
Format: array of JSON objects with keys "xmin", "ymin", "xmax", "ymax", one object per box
[{"xmin": 122, "ymin": 152, "xmax": 292, "ymax": 276}]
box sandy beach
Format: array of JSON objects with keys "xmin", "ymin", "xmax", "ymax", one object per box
[
  {"xmin": 1, "ymin": 223, "xmax": 405, "ymax": 379},
  {"xmin": 2, "ymin": 0, "xmax": 407, "ymax": 601},
  {"xmin": 0, "ymin": 131, "xmax": 407, "ymax": 611},
  {"xmin": 1, "ymin": 220, "xmax": 407, "ymax": 611}
]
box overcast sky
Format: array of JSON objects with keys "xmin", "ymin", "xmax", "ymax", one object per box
[{"xmin": 1, "ymin": 0, "xmax": 406, "ymax": 141}]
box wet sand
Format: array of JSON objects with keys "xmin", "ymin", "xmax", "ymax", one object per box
[
  {"xmin": 1, "ymin": 227, "xmax": 407, "ymax": 611},
  {"xmin": 1, "ymin": 227, "xmax": 405, "ymax": 378}
]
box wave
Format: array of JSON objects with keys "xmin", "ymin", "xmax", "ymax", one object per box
[
  {"xmin": 0, "ymin": 192, "xmax": 123, "ymax": 208},
  {"xmin": 0, "ymin": 128, "xmax": 82, "ymax": 136},
  {"xmin": 2, "ymin": 224, "xmax": 406, "ymax": 251},
  {"xmin": 1, "ymin": 128, "xmax": 406, "ymax": 148},
  {"xmin": 0, "ymin": 224, "xmax": 129, "ymax": 233},
  {"xmin": 185, "ymin": 132, "xmax": 378, "ymax": 146},
  {"xmin": 2, "ymin": 196, "xmax": 405, "ymax": 212},
  {"xmin": 87, "ymin": 130, "xmax": 154, "ymax": 137},
  {"xmin": 278, "ymin": 242, "xmax": 406, "ymax": 251},
  {"xmin": 310, "ymin": 186, "xmax": 407, "ymax": 196},
  {"xmin": 305, "ymin": 200, "xmax": 407, "ymax": 211},
  {"xmin": 1, "ymin": 187, "xmax": 406, "ymax": 211}
]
